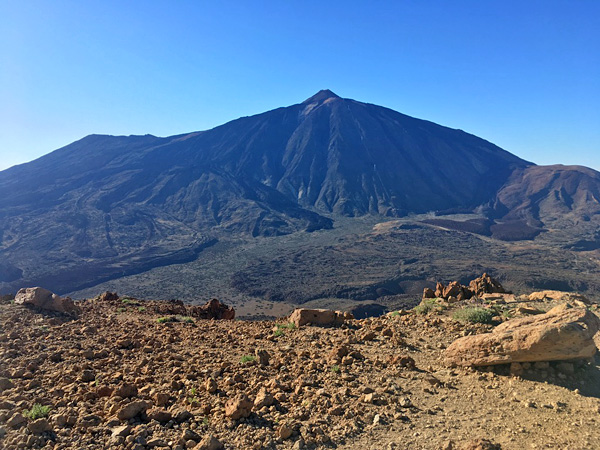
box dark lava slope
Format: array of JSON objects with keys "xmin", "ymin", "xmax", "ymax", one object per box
[{"xmin": 1, "ymin": 90, "xmax": 598, "ymax": 296}]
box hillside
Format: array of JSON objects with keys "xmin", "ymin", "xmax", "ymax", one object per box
[
  {"xmin": 1, "ymin": 292, "xmax": 599, "ymax": 450},
  {"xmin": 1, "ymin": 91, "xmax": 600, "ymax": 305}
]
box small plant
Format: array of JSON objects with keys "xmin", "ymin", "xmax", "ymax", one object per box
[
  {"xmin": 202, "ymin": 416, "xmax": 209, "ymax": 426},
  {"xmin": 413, "ymin": 298, "xmax": 446, "ymax": 315},
  {"xmin": 274, "ymin": 322, "xmax": 296, "ymax": 336},
  {"xmin": 157, "ymin": 316, "xmax": 176, "ymax": 324},
  {"xmin": 452, "ymin": 307, "xmax": 495, "ymax": 324},
  {"xmin": 116, "ymin": 307, "xmax": 126, "ymax": 313},
  {"xmin": 137, "ymin": 306, "xmax": 146, "ymax": 312},
  {"xmin": 24, "ymin": 403, "xmax": 51, "ymax": 420},
  {"xmin": 179, "ymin": 316, "xmax": 194, "ymax": 324},
  {"xmin": 240, "ymin": 355, "xmax": 256, "ymax": 364},
  {"xmin": 331, "ymin": 365, "xmax": 340, "ymax": 373},
  {"xmin": 121, "ymin": 298, "xmax": 134, "ymax": 305},
  {"xmin": 390, "ymin": 311, "xmax": 400, "ymax": 317}
]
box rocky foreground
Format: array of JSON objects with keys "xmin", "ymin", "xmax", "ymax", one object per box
[{"xmin": 1, "ymin": 289, "xmax": 600, "ymax": 450}]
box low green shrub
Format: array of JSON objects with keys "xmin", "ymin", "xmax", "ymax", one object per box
[
  {"xmin": 240, "ymin": 355, "xmax": 256, "ymax": 364},
  {"xmin": 24, "ymin": 404, "xmax": 51, "ymax": 420},
  {"xmin": 452, "ymin": 307, "xmax": 494, "ymax": 324}
]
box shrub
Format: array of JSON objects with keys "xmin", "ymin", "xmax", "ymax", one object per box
[
  {"xmin": 390, "ymin": 311, "xmax": 400, "ymax": 317},
  {"xmin": 331, "ymin": 365, "xmax": 340, "ymax": 373},
  {"xmin": 116, "ymin": 307, "xmax": 126, "ymax": 313},
  {"xmin": 179, "ymin": 316, "xmax": 194, "ymax": 324},
  {"xmin": 121, "ymin": 298, "xmax": 134, "ymax": 305},
  {"xmin": 24, "ymin": 404, "xmax": 51, "ymax": 420},
  {"xmin": 157, "ymin": 316, "xmax": 176, "ymax": 324},
  {"xmin": 413, "ymin": 298, "xmax": 442, "ymax": 315},
  {"xmin": 137, "ymin": 306, "xmax": 146, "ymax": 312},
  {"xmin": 452, "ymin": 307, "xmax": 494, "ymax": 324},
  {"xmin": 240, "ymin": 355, "xmax": 256, "ymax": 364}
]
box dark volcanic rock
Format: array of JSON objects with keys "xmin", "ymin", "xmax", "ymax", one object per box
[{"xmin": 1, "ymin": 91, "xmax": 600, "ymax": 297}]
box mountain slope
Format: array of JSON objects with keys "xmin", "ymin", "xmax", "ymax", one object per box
[{"xmin": 0, "ymin": 90, "xmax": 598, "ymax": 297}]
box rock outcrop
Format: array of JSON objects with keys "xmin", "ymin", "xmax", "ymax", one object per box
[
  {"xmin": 289, "ymin": 308, "xmax": 353, "ymax": 327},
  {"xmin": 14, "ymin": 287, "xmax": 80, "ymax": 316},
  {"xmin": 425, "ymin": 274, "xmax": 506, "ymax": 302},
  {"xmin": 152, "ymin": 298, "xmax": 235, "ymax": 320},
  {"xmin": 445, "ymin": 304, "xmax": 600, "ymax": 366}
]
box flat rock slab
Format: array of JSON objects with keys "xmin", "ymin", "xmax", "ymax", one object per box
[
  {"xmin": 290, "ymin": 308, "xmax": 353, "ymax": 327},
  {"xmin": 445, "ymin": 304, "xmax": 600, "ymax": 366}
]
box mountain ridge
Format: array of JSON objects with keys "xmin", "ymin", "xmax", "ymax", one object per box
[{"xmin": 1, "ymin": 91, "xmax": 599, "ymax": 299}]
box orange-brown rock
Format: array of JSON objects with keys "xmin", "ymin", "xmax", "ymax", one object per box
[
  {"xmin": 445, "ymin": 304, "xmax": 600, "ymax": 366},
  {"xmin": 14, "ymin": 287, "xmax": 80, "ymax": 316},
  {"xmin": 468, "ymin": 273, "xmax": 505, "ymax": 297},
  {"xmin": 422, "ymin": 288, "xmax": 435, "ymax": 299},
  {"xmin": 192, "ymin": 298, "xmax": 235, "ymax": 320},
  {"xmin": 224, "ymin": 394, "xmax": 253, "ymax": 420},
  {"xmin": 289, "ymin": 308, "xmax": 352, "ymax": 327},
  {"xmin": 528, "ymin": 290, "xmax": 590, "ymax": 304}
]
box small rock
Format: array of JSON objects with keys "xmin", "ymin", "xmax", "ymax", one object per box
[
  {"xmin": 147, "ymin": 408, "xmax": 172, "ymax": 423},
  {"xmin": 205, "ymin": 378, "xmax": 217, "ymax": 394},
  {"xmin": 154, "ymin": 392, "xmax": 171, "ymax": 406},
  {"xmin": 194, "ymin": 434, "xmax": 224, "ymax": 450},
  {"xmin": 0, "ymin": 377, "xmax": 14, "ymax": 392},
  {"xmin": 182, "ymin": 429, "xmax": 201, "ymax": 442},
  {"xmin": 112, "ymin": 425, "xmax": 132, "ymax": 437},
  {"xmin": 80, "ymin": 370, "xmax": 95, "ymax": 382},
  {"xmin": 7, "ymin": 412, "xmax": 25, "ymax": 428},
  {"xmin": 27, "ymin": 418, "xmax": 52, "ymax": 434},
  {"xmin": 224, "ymin": 394, "xmax": 253, "ymax": 420},
  {"xmin": 253, "ymin": 388, "xmax": 274, "ymax": 409},
  {"xmin": 278, "ymin": 423, "xmax": 293, "ymax": 439},
  {"xmin": 117, "ymin": 401, "xmax": 148, "ymax": 420},
  {"xmin": 255, "ymin": 349, "xmax": 270, "ymax": 366},
  {"xmin": 114, "ymin": 383, "xmax": 138, "ymax": 398}
]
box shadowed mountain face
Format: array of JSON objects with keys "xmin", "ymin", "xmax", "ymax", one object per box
[{"xmin": 1, "ymin": 90, "xmax": 599, "ymax": 297}]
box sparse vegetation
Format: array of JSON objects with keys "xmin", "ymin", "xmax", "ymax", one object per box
[
  {"xmin": 24, "ymin": 403, "xmax": 51, "ymax": 420},
  {"xmin": 137, "ymin": 306, "xmax": 146, "ymax": 312},
  {"xmin": 240, "ymin": 354, "xmax": 256, "ymax": 364},
  {"xmin": 414, "ymin": 298, "xmax": 444, "ymax": 315},
  {"xmin": 116, "ymin": 307, "xmax": 127, "ymax": 313},
  {"xmin": 452, "ymin": 307, "xmax": 495, "ymax": 324},
  {"xmin": 331, "ymin": 365, "xmax": 340, "ymax": 373},
  {"xmin": 157, "ymin": 315, "xmax": 194, "ymax": 324},
  {"xmin": 121, "ymin": 298, "xmax": 135, "ymax": 305},
  {"xmin": 157, "ymin": 316, "xmax": 175, "ymax": 324}
]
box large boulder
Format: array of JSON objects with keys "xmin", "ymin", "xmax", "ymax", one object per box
[
  {"xmin": 289, "ymin": 308, "xmax": 353, "ymax": 327},
  {"xmin": 445, "ymin": 304, "xmax": 600, "ymax": 366},
  {"xmin": 468, "ymin": 273, "xmax": 505, "ymax": 297},
  {"xmin": 192, "ymin": 299, "xmax": 235, "ymax": 320},
  {"xmin": 14, "ymin": 287, "xmax": 80, "ymax": 316}
]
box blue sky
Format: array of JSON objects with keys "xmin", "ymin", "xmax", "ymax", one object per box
[{"xmin": 1, "ymin": 1, "xmax": 599, "ymax": 171}]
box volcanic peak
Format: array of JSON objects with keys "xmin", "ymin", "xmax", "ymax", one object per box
[{"xmin": 302, "ymin": 89, "xmax": 341, "ymax": 104}]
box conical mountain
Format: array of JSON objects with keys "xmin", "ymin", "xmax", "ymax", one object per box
[{"xmin": 0, "ymin": 90, "xmax": 596, "ymax": 295}]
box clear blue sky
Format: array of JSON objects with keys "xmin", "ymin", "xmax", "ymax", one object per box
[{"xmin": 1, "ymin": 1, "xmax": 599, "ymax": 171}]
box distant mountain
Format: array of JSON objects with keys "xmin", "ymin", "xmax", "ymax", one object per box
[{"xmin": 1, "ymin": 90, "xmax": 599, "ymax": 295}]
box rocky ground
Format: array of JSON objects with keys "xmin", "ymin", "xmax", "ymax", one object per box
[{"xmin": 1, "ymin": 292, "xmax": 600, "ymax": 450}]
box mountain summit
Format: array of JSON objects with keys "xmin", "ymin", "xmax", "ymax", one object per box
[
  {"xmin": 0, "ymin": 91, "xmax": 599, "ymax": 295},
  {"xmin": 302, "ymin": 89, "xmax": 341, "ymax": 103}
]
